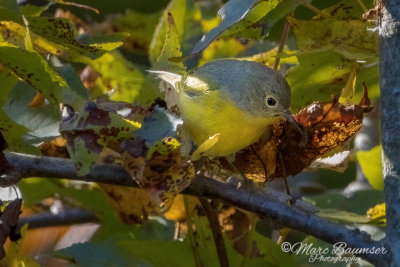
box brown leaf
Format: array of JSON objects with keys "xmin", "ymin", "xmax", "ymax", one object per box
[
  {"xmin": 39, "ymin": 137, "xmax": 69, "ymax": 158},
  {"xmin": 235, "ymin": 91, "xmax": 372, "ymax": 182},
  {"xmin": 99, "ymin": 137, "xmax": 195, "ymax": 224},
  {"xmin": 121, "ymin": 137, "xmax": 195, "ymax": 210},
  {"xmin": 219, "ymin": 207, "xmax": 260, "ymax": 257},
  {"xmin": 0, "ymin": 199, "xmax": 22, "ymax": 259}
]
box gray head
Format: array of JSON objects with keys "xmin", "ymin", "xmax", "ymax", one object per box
[{"xmin": 185, "ymin": 59, "xmax": 291, "ymax": 118}]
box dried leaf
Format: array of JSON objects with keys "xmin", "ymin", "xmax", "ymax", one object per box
[
  {"xmin": 60, "ymin": 101, "xmax": 143, "ymax": 175},
  {"xmin": 0, "ymin": 199, "xmax": 22, "ymax": 259}
]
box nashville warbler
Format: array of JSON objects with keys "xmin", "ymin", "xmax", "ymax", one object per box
[{"xmin": 151, "ymin": 59, "xmax": 291, "ymax": 156}]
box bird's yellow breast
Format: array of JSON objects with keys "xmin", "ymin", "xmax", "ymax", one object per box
[{"xmin": 179, "ymin": 90, "xmax": 276, "ymax": 156}]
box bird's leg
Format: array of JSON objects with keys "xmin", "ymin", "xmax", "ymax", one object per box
[
  {"xmin": 278, "ymin": 152, "xmax": 294, "ymax": 205},
  {"xmin": 224, "ymin": 155, "xmax": 260, "ymax": 192}
]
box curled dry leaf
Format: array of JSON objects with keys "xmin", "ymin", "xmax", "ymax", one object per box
[
  {"xmin": 121, "ymin": 137, "xmax": 195, "ymax": 209},
  {"xmin": 101, "ymin": 136, "xmax": 195, "ymax": 224},
  {"xmin": 235, "ymin": 89, "xmax": 372, "ymax": 183}
]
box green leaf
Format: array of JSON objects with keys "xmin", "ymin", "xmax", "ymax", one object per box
[
  {"xmin": 355, "ymin": 63, "xmax": 379, "ymax": 104},
  {"xmin": 88, "ymin": 50, "xmax": 145, "ymax": 103},
  {"xmin": 357, "ymin": 145, "xmax": 384, "ymax": 190},
  {"xmin": 17, "ymin": 178, "xmax": 61, "ymax": 206},
  {"xmin": 119, "ymin": 240, "xmax": 195, "ymax": 267},
  {"xmin": 60, "ymin": 101, "xmax": 140, "ymax": 175},
  {"xmin": 250, "ymin": 231, "xmax": 297, "ymax": 267},
  {"xmin": 141, "ymin": 12, "xmax": 186, "ymax": 106},
  {"xmin": 0, "ymin": 67, "xmax": 18, "ymax": 105},
  {"xmin": 305, "ymin": 190, "xmax": 385, "ymax": 215},
  {"xmin": 149, "ymin": 0, "xmax": 187, "ymax": 64},
  {"xmin": 192, "ymin": 0, "xmax": 261, "ymax": 54},
  {"xmin": 0, "ymin": 18, "xmax": 125, "ymax": 62},
  {"xmin": 154, "ymin": 13, "xmax": 185, "ymax": 73},
  {"xmin": 54, "ymin": 241, "xmax": 145, "ymax": 266},
  {"xmin": 19, "ymin": 4, "xmax": 49, "ymax": 17},
  {"xmin": 114, "ymin": 9, "xmax": 161, "ymax": 55},
  {"xmin": 0, "ymin": 0, "xmax": 23, "ymax": 24},
  {"xmin": 0, "ymin": 109, "xmax": 37, "ymax": 153},
  {"xmin": 320, "ymin": 0, "xmax": 375, "ymax": 19},
  {"xmin": 288, "ymin": 17, "xmax": 378, "ymax": 60},
  {"xmin": 26, "ymin": 16, "xmax": 125, "ymax": 61},
  {"xmin": 0, "ymin": 70, "xmax": 37, "ymax": 152},
  {"xmin": 317, "ymin": 209, "xmax": 370, "ymax": 224},
  {"xmin": 0, "ymin": 43, "xmax": 87, "ymax": 109},
  {"xmin": 286, "ymin": 50, "xmax": 352, "ymax": 112},
  {"xmin": 3, "ymin": 82, "xmax": 61, "ymax": 144}
]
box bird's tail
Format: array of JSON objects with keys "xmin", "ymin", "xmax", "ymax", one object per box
[{"xmin": 148, "ymin": 70, "xmax": 182, "ymax": 90}]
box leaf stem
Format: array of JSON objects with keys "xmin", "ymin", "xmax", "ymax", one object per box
[{"xmin": 240, "ymin": 213, "xmax": 257, "ymax": 267}]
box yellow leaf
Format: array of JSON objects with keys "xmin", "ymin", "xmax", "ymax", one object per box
[
  {"xmin": 357, "ymin": 145, "xmax": 384, "ymax": 190},
  {"xmin": 367, "ymin": 203, "xmax": 386, "ymax": 224},
  {"xmin": 191, "ymin": 133, "xmax": 220, "ymax": 161}
]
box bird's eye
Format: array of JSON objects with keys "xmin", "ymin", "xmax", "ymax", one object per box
[{"xmin": 267, "ymin": 97, "xmax": 277, "ymax": 106}]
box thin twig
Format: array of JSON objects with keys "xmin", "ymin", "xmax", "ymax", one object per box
[
  {"xmin": 301, "ymin": 0, "xmax": 330, "ymax": 18},
  {"xmin": 273, "ymin": 18, "xmax": 291, "ymax": 70},
  {"xmin": 19, "ymin": 209, "xmax": 97, "ymax": 229},
  {"xmin": 240, "ymin": 214, "xmax": 256, "ymax": 267},
  {"xmin": 199, "ymin": 197, "xmax": 229, "ymax": 267},
  {"xmin": 184, "ymin": 196, "xmax": 203, "ymax": 267}
]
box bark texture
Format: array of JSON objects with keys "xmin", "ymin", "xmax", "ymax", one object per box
[{"xmin": 380, "ymin": 1, "xmax": 400, "ymax": 266}]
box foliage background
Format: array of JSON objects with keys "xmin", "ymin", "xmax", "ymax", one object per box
[{"xmin": 0, "ymin": 0, "xmax": 384, "ymax": 266}]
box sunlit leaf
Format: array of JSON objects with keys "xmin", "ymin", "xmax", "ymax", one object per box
[
  {"xmin": 240, "ymin": 46, "xmax": 298, "ymax": 69},
  {"xmin": 0, "ymin": 43, "xmax": 87, "ymax": 109},
  {"xmin": 199, "ymin": 38, "xmax": 247, "ymax": 66},
  {"xmin": 286, "ymin": 50, "xmax": 352, "ymax": 112},
  {"xmin": 88, "ymin": 50, "xmax": 145, "ymax": 102},
  {"xmin": 149, "ymin": 0, "xmax": 187, "ymax": 64},
  {"xmin": 154, "ymin": 13, "xmax": 184, "ymax": 73},
  {"xmin": 288, "ymin": 17, "xmax": 378, "ymax": 60},
  {"xmin": 367, "ymin": 203, "xmax": 386, "ymax": 224},
  {"xmin": 357, "ymin": 145, "xmax": 384, "ymax": 190}
]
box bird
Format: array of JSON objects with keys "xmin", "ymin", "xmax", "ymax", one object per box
[{"xmin": 150, "ymin": 59, "xmax": 291, "ymax": 157}]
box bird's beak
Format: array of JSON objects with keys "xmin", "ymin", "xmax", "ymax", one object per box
[{"xmin": 277, "ymin": 110, "xmax": 296, "ymax": 124}]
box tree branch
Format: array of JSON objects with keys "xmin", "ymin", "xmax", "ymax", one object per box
[
  {"xmin": 380, "ymin": 1, "xmax": 400, "ymax": 266},
  {"xmin": 4, "ymin": 152, "xmax": 386, "ymax": 264}
]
